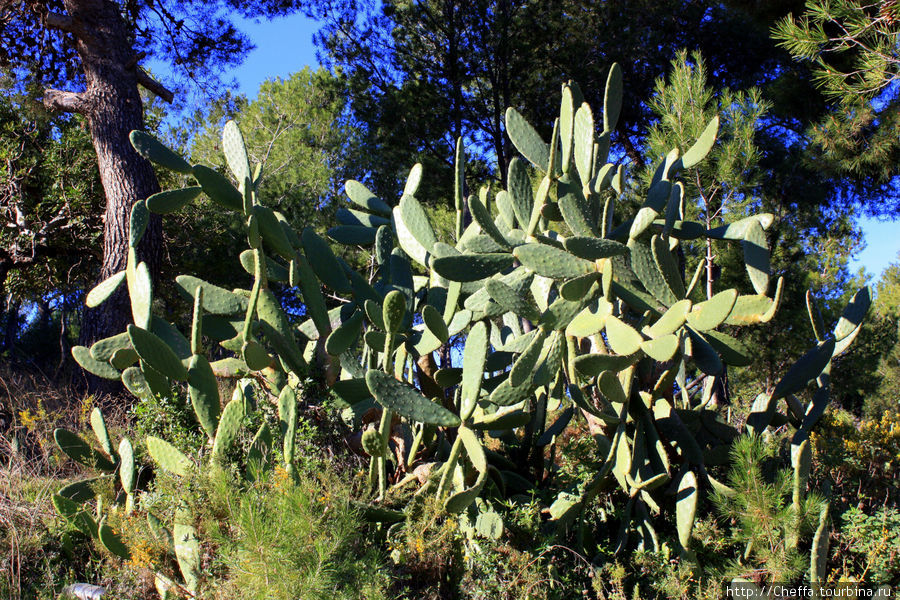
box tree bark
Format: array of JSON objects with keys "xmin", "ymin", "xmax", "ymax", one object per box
[
  {"xmin": 43, "ymin": 0, "xmax": 164, "ymax": 347},
  {"xmin": 3, "ymin": 296, "xmax": 19, "ymax": 352}
]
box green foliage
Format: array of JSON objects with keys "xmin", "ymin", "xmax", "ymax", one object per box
[
  {"xmin": 187, "ymin": 68, "xmax": 363, "ymax": 231},
  {"xmin": 837, "ymin": 506, "xmax": 900, "ymax": 583},
  {"xmin": 205, "ymin": 467, "xmax": 390, "ymax": 600},
  {"xmin": 829, "ymin": 258, "xmax": 900, "ymax": 416},
  {"xmin": 644, "ymin": 51, "xmax": 875, "ymax": 421},
  {"xmin": 0, "ymin": 97, "xmax": 103, "ymax": 360},
  {"xmin": 712, "ymin": 435, "xmax": 827, "ymax": 582},
  {"xmin": 54, "ymin": 60, "xmax": 876, "ymax": 597},
  {"xmin": 645, "ymin": 50, "xmax": 768, "ymax": 223},
  {"xmin": 306, "ymin": 0, "xmax": 849, "ymax": 218},
  {"xmin": 772, "ymin": 1, "xmax": 900, "ymax": 101},
  {"xmin": 131, "ymin": 391, "xmax": 206, "ymax": 455},
  {"xmin": 772, "ymin": 0, "xmax": 900, "ymax": 209},
  {"xmin": 810, "ymin": 407, "xmax": 900, "ymax": 510}
]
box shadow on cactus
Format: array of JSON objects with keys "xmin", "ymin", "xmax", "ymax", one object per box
[{"xmin": 54, "ymin": 62, "xmax": 870, "ymax": 592}]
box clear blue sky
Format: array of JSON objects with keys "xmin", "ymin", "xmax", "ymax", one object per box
[
  {"xmin": 221, "ymin": 15, "xmax": 321, "ymax": 96},
  {"xmin": 209, "ymin": 14, "xmax": 899, "ymax": 282},
  {"xmin": 851, "ymin": 216, "xmax": 900, "ymax": 281}
]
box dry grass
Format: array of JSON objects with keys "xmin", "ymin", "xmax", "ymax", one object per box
[{"xmin": 1, "ymin": 434, "xmax": 60, "ymax": 600}]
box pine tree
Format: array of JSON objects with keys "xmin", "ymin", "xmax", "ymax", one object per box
[
  {"xmin": 712, "ymin": 435, "xmax": 826, "ymax": 582},
  {"xmin": 772, "ymin": 0, "xmax": 900, "ymax": 214}
]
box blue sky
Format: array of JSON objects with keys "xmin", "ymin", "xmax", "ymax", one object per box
[
  {"xmin": 218, "ymin": 15, "xmax": 321, "ymax": 96},
  {"xmin": 852, "ymin": 217, "xmax": 899, "ymax": 280},
  {"xmin": 208, "ymin": 14, "xmax": 899, "ymax": 281}
]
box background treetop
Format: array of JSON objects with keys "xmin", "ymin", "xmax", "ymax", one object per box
[
  {"xmin": 772, "ymin": 0, "xmax": 900, "ymax": 213},
  {"xmin": 0, "ymin": 0, "xmax": 309, "ymax": 103}
]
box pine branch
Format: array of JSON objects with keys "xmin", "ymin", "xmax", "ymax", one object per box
[
  {"xmin": 42, "ymin": 89, "xmax": 87, "ymax": 114},
  {"xmin": 136, "ymin": 68, "xmax": 174, "ymax": 103}
]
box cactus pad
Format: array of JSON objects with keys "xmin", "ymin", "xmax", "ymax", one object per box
[
  {"xmin": 507, "ymin": 157, "xmax": 534, "ymax": 228},
  {"xmin": 361, "ymin": 428, "xmax": 385, "ymax": 457},
  {"xmin": 173, "ymin": 518, "xmax": 202, "ymax": 594},
  {"xmin": 253, "ymin": 205, "xmax": 295, "ymax": 260},
  {"xmin": 461, "ymin": 321, "xmax": 488, "ymax": 418},
  {"xmin": 505, "ymin": 107, "xmax": 549, "ymax": 172},
  {"xmin": 52, "ymin": 494, "xmax": 97, "ymax": 537},
  {"xmin": 302, "ymin": 227, "xmax": 352, "ymax": 293},
  {"xmin": 130, "ymin": 130, "xmax": 192, "ymax": 174},
  {"xmin": 641, "ymin": 334, "xmax": 679, "ymax": 362},
  {"xmin": 328, "ymin": 225, "xmax": 378, "ymax": 246},
  {"xmin": 574, "ymin": 352, "xmax": 639, "ymax": 377},
  {"xmin": 85, "ymin": 271, "xmax": 126, "ymax": 308},
  {"xmin": 98, "ymin": 517, "xmax": 131, "ymax": 559},
  {"xmin": 383, "ymin": 290, "xmax": 407, "ymax": 334},
  {"xmin": 89, "ymin": 408, "xmax": 115, "ymax": 459},
  {"xmin": 686, "ymin": 289, "xmax": 737, "ymax": 331},
  {"xmin": 212, "ymin": 398, "xmax": 246, "ymax": 458},
  {"xmin": 432, "ymin": 253, "xmax": 516, "ymax": 282},
  {"xmin": 127, "ymin": 325, "xmax": 188, "ymax": 381},
  {"xmin": 278, "ymin": 386, "xmax": 298, "ymax": 463},
  {"xmin": 71, "ymin": 345, "xmax": 120, "ymax": 380},
  {"xmin": 54, "ymin": 428, "xmax": 116, "ymax": 472},
  {"xmin": 345, "ymin": 180, "xmax": 392, "ymax": 216},
  {"xmin": 741, "ymin": 220, "xmax": 769, "ymax": 295},
  {"xmin": 513, "ymin": 243, "xmax": 595, "ymax": 280},
  {"xmin": 645, "ymin": 299, "xmax": 692, "ymax": 338},
  {"xmin": 366, "ymin": 371, "xmax": 461, "ymax": 427},
  {"xmin": 469, "ymin": 193, "xmax": 510, "ymax": 248},
  {"xmin": 563, "ymin": 237, "xmax": 627, "ymax": 260},
  {"xmin": 88, "ymin": 331, "xmax": 131, "ymax": 363},
  {"xmin": 176, "ymin": 275, "xmax": 247, "ymax": 315},
  {"xmin": 119, "ymin": 437, "xmax": 135, "ymax": 494},
  {"xmin": 605, "ymin": 315, "xmax": 644, "ymax": 356},
  {"xmin": 681, "ymin": 115, "xmax": 719, "ymax": 168},
  {"xmin": 187, "ymin": 354, "xmax": 220, "ymax": 439},
  {"xmin": 771, "ymin": 337, "xmax": 836, "ymax": 400},
  {"xmin": 222, "ymin": 120, "xmax": 250, "ymax": 183},
  {"xmin": 146, "ymin": 186, "xmax": 202, "ymax": 214},
  {"xmin": 676, "ymin": 471, "xmax": 698, "ymax": 549},
  {"xmin": 146, "ymin": 436, "xmax": 193, "ymax": 476},
  {"xmin": 704, "ymin": 330, "xmax": 752, "ymax": 366},
  {"xmin": 325, "ymin": 309, "xmax": 364, "ymax": 355},
  {"xmin": 192, "ymin": 164, "xmax": 243, "ymax": 211}
]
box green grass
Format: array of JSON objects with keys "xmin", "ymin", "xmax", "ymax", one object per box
[{"xmin": 201, "ymin": 466, "xmax": 390, "ymax": 600}]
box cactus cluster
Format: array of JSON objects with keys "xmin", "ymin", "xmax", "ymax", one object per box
[
  {"xmin": 59, "ymin": 122, "xmax": 307, "ymax": 597},
  {"xmin": 55, "ymin": 63, "xmax": 870, "ymax": 592},
  {"xmin": 52, "ymin": 408, "xmax": 133, "ymax": 557}
]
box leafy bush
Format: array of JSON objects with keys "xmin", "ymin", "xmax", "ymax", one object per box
[
  {"xmin": 711, "ymin": 435, "xmax": 826, "ymax": 582},
  {"xmin": 836, "ymin": 506, "xmax": 900, "ymax": 583},
  {"xmin": 203, "ymin": 466, "xmax": 389, "ymax": 600},
  {"xmin": 810, "ymin": 408, "xmax": 900, "ymax": 510}
]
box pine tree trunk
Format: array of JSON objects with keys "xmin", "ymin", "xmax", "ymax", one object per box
[
  {"xmin": 3, "ymin": 296, "xmax": 19, "ymax": 352},
  {"xmin": 45, "ymin": 0, "xmax": 163, "ymax": 347},
  {"xmin": 81, "ymin": 67, "xmax": 163, "ymax": 345}
]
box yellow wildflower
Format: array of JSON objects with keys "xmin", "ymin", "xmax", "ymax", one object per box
[
  {"xmin": 19, "ymin": 409, "xmax": 38, "ymax": 432},
  {"xmin": 127, "ymin": 538, "xmax": 155, "ymax": 570},
  {"xmin": 79, "ymin": 395, "xmax": 94, "ymax": 427},
  {"xmin": 273, "ymin": 465, "xmax": 290, "ymax": 489}
]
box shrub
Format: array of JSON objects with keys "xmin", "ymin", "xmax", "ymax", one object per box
[
  {"xmin": 836, "ymin": 506, "xmax": 900, "ymax": 583},
  {"xmin": 810, "ymin": 408, "xmax": 900, "ymax": 510}
]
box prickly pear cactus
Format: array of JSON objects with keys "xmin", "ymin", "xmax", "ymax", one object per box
[
  {"xmin": 62, "ymin": 121, "xmax": 317, "ymax": 594},
  {"xmin": 321, "ymin": 63, "xmax": 870, "ymax": 554},
  {"xmin": 60, "ymin": 65, "xmax": 870, "ymax": 590}
]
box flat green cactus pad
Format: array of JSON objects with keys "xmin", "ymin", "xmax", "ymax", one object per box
[{"xmin": 366, "ymin": 370, "xmax": 461, "ymax": 427}]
